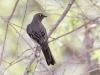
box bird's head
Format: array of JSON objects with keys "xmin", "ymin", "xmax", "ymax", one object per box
[{"xmin": 33, "ymin": 13, "xmax": 47, "ymax": 22}]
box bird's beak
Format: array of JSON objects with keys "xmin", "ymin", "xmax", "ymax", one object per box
[{"xmin": 44, "ymin": 15, "xmax": 47, "ymax": 17}]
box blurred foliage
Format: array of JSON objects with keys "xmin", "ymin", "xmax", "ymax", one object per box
[{"xmin": 0, "ymin": 0, "xmax": 100, "ymax": 75}]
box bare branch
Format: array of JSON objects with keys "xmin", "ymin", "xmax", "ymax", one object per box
[
  {"xmin": 0, "ymin": 15, "xmax": 25, "ymax": 29},
  {"xmin": 48, "ymin": 0, "xmax": 75, "ymax": 37},
  {"xmin": 15, "ymin": 0, "xmax": 28, "ymax": 57},
  {"xmin": 0, "ymin": 0, "xmax": 19, "ymax": 66},
  {"xmin": 49, "ymin": 16, "xmax": 100, "ymax": 43},
  {"xmin": 23, "ymin": 55, "xmax": 36, "ymax": 75}
]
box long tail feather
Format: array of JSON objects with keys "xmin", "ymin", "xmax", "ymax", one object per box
[{"xmin": 42, "ymin": 46, "xmax": 55, "ymax": 65}]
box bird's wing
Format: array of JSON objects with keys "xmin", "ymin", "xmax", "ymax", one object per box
[
  {"xmin": 27, "ymin": 24, "xmax": 44, "ymax": 43},
  {"xmin": 40, "ymin": 29, "xmax": 47, "ymax": 38},
  {"xmin": 39, "ymin": 24, "xmax": 48, "ymax": 41},
  {"xmin": 27, "ymin": 24, "xmax": 48, "ymax": 46},
  {"xmin": 27, "ymin": 25, "xmax": 39, "ymax": 43}
]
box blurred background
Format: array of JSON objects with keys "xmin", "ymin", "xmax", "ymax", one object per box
[{"xmin": 0, "ymin": 0, "xmax": 100, "ymax": 75}]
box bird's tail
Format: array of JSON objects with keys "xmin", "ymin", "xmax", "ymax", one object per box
[{"xmin": 41, "ymin": 45, "xmax": 55, "ymax": 65}]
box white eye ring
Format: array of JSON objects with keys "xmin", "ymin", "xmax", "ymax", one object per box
[{"xmin": 40, "ymin": 14, "xmax": 42, "ymax": 17}]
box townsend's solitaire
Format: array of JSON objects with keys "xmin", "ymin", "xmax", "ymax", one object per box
[{"xmin": 27, "ymin": 13, "xmax": 55, "ymax": 65}]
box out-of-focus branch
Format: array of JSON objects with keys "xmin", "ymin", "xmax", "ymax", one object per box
[
  {"xmin": 10, "ymin": 25, "xmax": 33, "ymax": 48},
  {"xmin": 15, "ymin": 0, "xmax": 28, "ymax": 59},
  {"xmin": 0, "ymin": 16, "xmax": 32, "ymax": 49},
  {"xmin": 0, "ymin": 15, "xmax": 25, "ymax": 29},
  {"xmin": 48, "ymin": 0, "xmax": 75, "ymax": 37},
  {"xmin": 0, "ymin": 0, "xmax": 19, "ymax": 65},
  {"xmin": 49, "ymin": 16, "xmax": 100, "ymax": 43},
  {"xmin": 23, "ymin": 55, "xmax": 36, "ymax": 75},
  {"xmin": 62, "ymin": 46, "xmax": 100, "ymax": 66}
]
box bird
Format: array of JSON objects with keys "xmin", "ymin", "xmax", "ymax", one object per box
[{"xmin": 26, "ymin": 13, "xmax": 55, "ymax": 65}]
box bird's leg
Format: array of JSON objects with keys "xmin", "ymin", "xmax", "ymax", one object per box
[{"xmin": 35, "ymin": 45, "xmax": 41, "ymax": 57}]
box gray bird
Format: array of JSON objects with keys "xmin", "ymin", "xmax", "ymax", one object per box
[{"xmin": 27, "ymin": 13, "xmax": 55, "ymax": 65}]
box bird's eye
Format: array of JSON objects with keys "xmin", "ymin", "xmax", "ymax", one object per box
[{"xmin": 40, "ymin": 14, "xmax": 42, "ymax": 17}]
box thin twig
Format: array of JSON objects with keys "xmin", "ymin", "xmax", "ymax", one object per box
[
  {"xmin": 49, "ymin": 16, "xmax": 100, "ymax": 43},
  {"xmin": 81, "ymin": 67, "xmax": 100, "ymax": 75},
  {"xmin": 75, "ymin": 1, "xmax": 89, "ymax": 20},
  {"xmin": 23, "ymin": 55, "xmax": 36, "ymax": 75},
  {"xmin": 11, "ymin": 48, "xmax": 32, "ymax": 64},
  {"xmin": 32, "ymin": 60, "xmax": 38, "ymax": 75},
  {"xmin": 23, "ymin": 45, "xmax": 39, "ymax": 75},
  {"xmin": 62, "ymin": 46, "xmax": 100, "ymax": 66},
  {"xmin": 10, "ymin": 25, "xmax": 33, "ymax": 49},
  {"xmin": 2, "ymin": 53, "xmax": 34, "ymax": 75},
  {"xmin": 13, "ymin": 53, "xmax": 34, "ymax": 64},
  {"xmin": 0, "ymin": 15, "xmax": 25, "ymax": 30},
  {"xmin": 48, "ymin": 0, "xmax": 75, "ymax": 37},
  {"xmin": 15, "ymin": 0, "xmax": 28, "ymax": 58},
  {"xmin": 70, "ymin": 64, "xmax": 79, "ymax": 75},
  {"xmin": 0, "ymin": 0, "xmax": 19, "ymax": 66}
]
